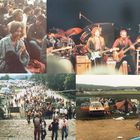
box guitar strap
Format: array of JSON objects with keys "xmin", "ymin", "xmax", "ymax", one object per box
[
  {"xmin": 119, "ymin": 38, "xmax": 129, "ymax": 51},
  {"xmin": 89, "ymin": 38, "xmax": 95, "ymax": 51}
]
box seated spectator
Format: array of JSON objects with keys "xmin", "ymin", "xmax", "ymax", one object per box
[
  {"xmin": 27, "ymin": 14, "xmax": 46, "ymax": 41},
  {"xmin": 0, "ymin": 21, "xmax": 30, "ymax": 73}
]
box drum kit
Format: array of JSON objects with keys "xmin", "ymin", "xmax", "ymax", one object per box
[
  {"xmin": 48, "ymin": 27, "xmax": 84, "ymax": 57},
  {"xmin": 48, "ymin": 26, "xmax": 93, "ymax": 57}
]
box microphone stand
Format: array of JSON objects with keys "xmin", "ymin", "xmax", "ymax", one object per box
[{"xmin": 80, "ymin": 12, "xmax": 93, "ymax": 24}]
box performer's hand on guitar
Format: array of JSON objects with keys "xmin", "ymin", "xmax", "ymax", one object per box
[
  {"xmin": 130, "ymin": 45, "xmax": 135, "ymax": 50},
  {"xmin": 99, "ymin": 50, "xmax": 103, "ymax": 55},
  {"xmin": 109, "ymin": 48, "xmax": 114, "ymax": 52}
]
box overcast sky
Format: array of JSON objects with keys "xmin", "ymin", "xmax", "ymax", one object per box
[{"xmin": 76, "ymin": 75, "xmax": 140, "ymax": 87}]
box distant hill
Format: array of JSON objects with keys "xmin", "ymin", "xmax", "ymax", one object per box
[
  {"xmin": 76, "ymin": 84, "xmax": 140, "ymax": 91},
  {"xmin": 9, "ymin": 74, "xmax": 32, "ymax": 80},
  {"xmin": 0, "ymin": 74, "xmax": 32, "ymax": 80}
]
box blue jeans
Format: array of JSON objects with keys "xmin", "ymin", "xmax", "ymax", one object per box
[
  {"xmin": 62, "ymin": 127, "xmax": 68, "ymax": 140},
  {"xmin": 52, "ymin": 130, "xmax": 58, "ymax": 140}
]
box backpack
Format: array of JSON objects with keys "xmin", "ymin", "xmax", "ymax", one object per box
[{"xmin": 48, "ymin": 124, "xmax": 52, "ymax": 131}]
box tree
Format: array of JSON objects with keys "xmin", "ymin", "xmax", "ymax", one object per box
[
  {"xmin": 30, "ymin": 74, "xmax": 76, "ymax": 100},
  {"xmin": 47, "ymin": 74, "xmax": 75, "ymax": 91},
  {"xmin": 64, "ymin": 74, "xmax": 75, "ymax": 90},
  {"xmin": 0, "ymin": 75, "xmax": 10, "ymax": 80},
  {"xmin": 30, "ymin": 74, "xmax": 47, "ymax": 85},
  {"xmin": 46, "ymin": 74, "xmax": 65, "ymax": 90}
]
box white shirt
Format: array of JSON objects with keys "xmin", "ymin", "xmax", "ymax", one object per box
[{"xmin": 59, "ymin": 119, "xmax": 68, "ymax": 129}]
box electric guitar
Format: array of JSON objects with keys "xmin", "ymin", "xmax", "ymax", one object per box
[
  {"xmin": 113, "ymin": 39, "xmax": 140, "ymax": 62},
  {"xmin": 90, "ymin": 48, "xmax": 119, "ymax": 61}
]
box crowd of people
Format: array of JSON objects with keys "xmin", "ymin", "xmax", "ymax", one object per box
[
  {"xmin": 9, "ymin": 82, "xmax": 75, "ymax": 140},
  {"xmin": 33, "ymin": 113, "xmax": 69, "ymax": 140},
  {"xmin": 0, "ymin": 0, "xmax": 46, "ymax": 73}
]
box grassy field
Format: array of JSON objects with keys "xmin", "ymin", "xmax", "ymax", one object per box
[{"xmin": 76, "ymin": 119, "xmax": 140, "ymax": 140}]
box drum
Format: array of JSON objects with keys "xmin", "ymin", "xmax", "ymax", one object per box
[
  {"xmin": 81, "ymin": 23, "xmax": 115, "ymax": 48},
  {"xmin": 59, "ymin": 37, "xmax": 75, "ymax": 47},
  {"xmin": 80, "ymin": 27, "xmax": 91, "ymax": 43},
  {"xmin": 106, "ymin": 57, "xmax": 128, "ymax": 75}
]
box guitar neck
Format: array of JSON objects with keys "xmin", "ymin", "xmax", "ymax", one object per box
[
  {"xmin": 102, "ymin": 50, "xmax": 110, "ymax": 53},
  {"xmin": 98, "ymin": 48, "xmax": 119, "ymax": 53},
  {"xmin": 123, "ymin": 41, "xmax": 137, "ymax": 53},
  {"xmin": 123, "ymin": 46, "xmax": 131, "ymax": 54}
]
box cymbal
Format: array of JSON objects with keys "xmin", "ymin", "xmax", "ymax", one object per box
[{"xmin": 65, "ymin": 27, "xmax": 83, "ymax": 36}]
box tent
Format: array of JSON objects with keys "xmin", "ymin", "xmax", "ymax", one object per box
[{"xmin": 115, "ymin": 100, "xmax": 133, "ymax": 111}]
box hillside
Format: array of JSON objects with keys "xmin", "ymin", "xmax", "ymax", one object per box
[{"xmin": 76, "ymin": 84, "xmax": 140, "ymax": 91}]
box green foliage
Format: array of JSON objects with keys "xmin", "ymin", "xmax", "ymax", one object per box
[
  {"xmin": 30, "ymin": 74, "xmax": 75, "ymax": 90},
  {"xmin": 23, "ymin": 76, "xmax": 29, "ymax": 80},
  {"xmin": 0, "ymin": 75, "xmax": 10, "ymax": 80},
  {"xmin": 30, "ymin": 74, "xmax": 75, "ymax": 99},
  {"xmin": 47, "ymin": 74, "xmax": 75, "ymax": 91},
  {"xmin": 30, "ymin": 74, "xmax": 47, "ymax": 85},
  {"xmin": 59, "ymin": 91, "xmax": 76, "ymax": 100},
  {"xmin": 64, "ymin": 74, "xmax": 75, "ymax": 90}
]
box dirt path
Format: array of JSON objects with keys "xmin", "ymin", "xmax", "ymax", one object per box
[
  {"xmin": 0, "ymin": 119, "xmax": 75, "ymax": 140},
  {"xmin": 76, "ymin": 119, "xmax": 140, "ymax": 140}
]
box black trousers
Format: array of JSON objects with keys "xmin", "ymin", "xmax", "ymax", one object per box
[
  {"xmin": 115, "ymin": 55, "xmax": 136, "ymax": 75},
  {"xmin": 5, "ymin": 51, "xmax": 27, "ymax": 73},
  {"xmin": 41, "ymin": 129, "xmax": 46, "ymax": 140}
]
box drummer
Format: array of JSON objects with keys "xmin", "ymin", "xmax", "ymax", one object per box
[
  {"xmin": 46, "ymin": 33, "xmax": 56, "ymax": 55},
  {"xmin": 86, "ymin": 26, "xmax": 107, "ymax": 65},
  {"xmin": 46, "ymin": 32, "xmax": 63, "ymax": 55}
]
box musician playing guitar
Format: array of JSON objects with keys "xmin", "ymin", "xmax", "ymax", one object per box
[
  {"xmin": 112, "ymin": 29, "xmax": 136, "ymax": 74},
  {"xmin": 86, "ymin": 27, "xmax": 106, "ymax": 65}
]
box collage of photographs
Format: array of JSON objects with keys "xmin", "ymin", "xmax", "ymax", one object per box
[{"xmin": 0, "ymin": 0, "xmax": 140, "ymax": 140}]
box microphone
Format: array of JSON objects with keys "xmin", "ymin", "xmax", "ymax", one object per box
[{"xmin": 79, "ymin": 12, "xmax": 81, "ymax": 19}]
